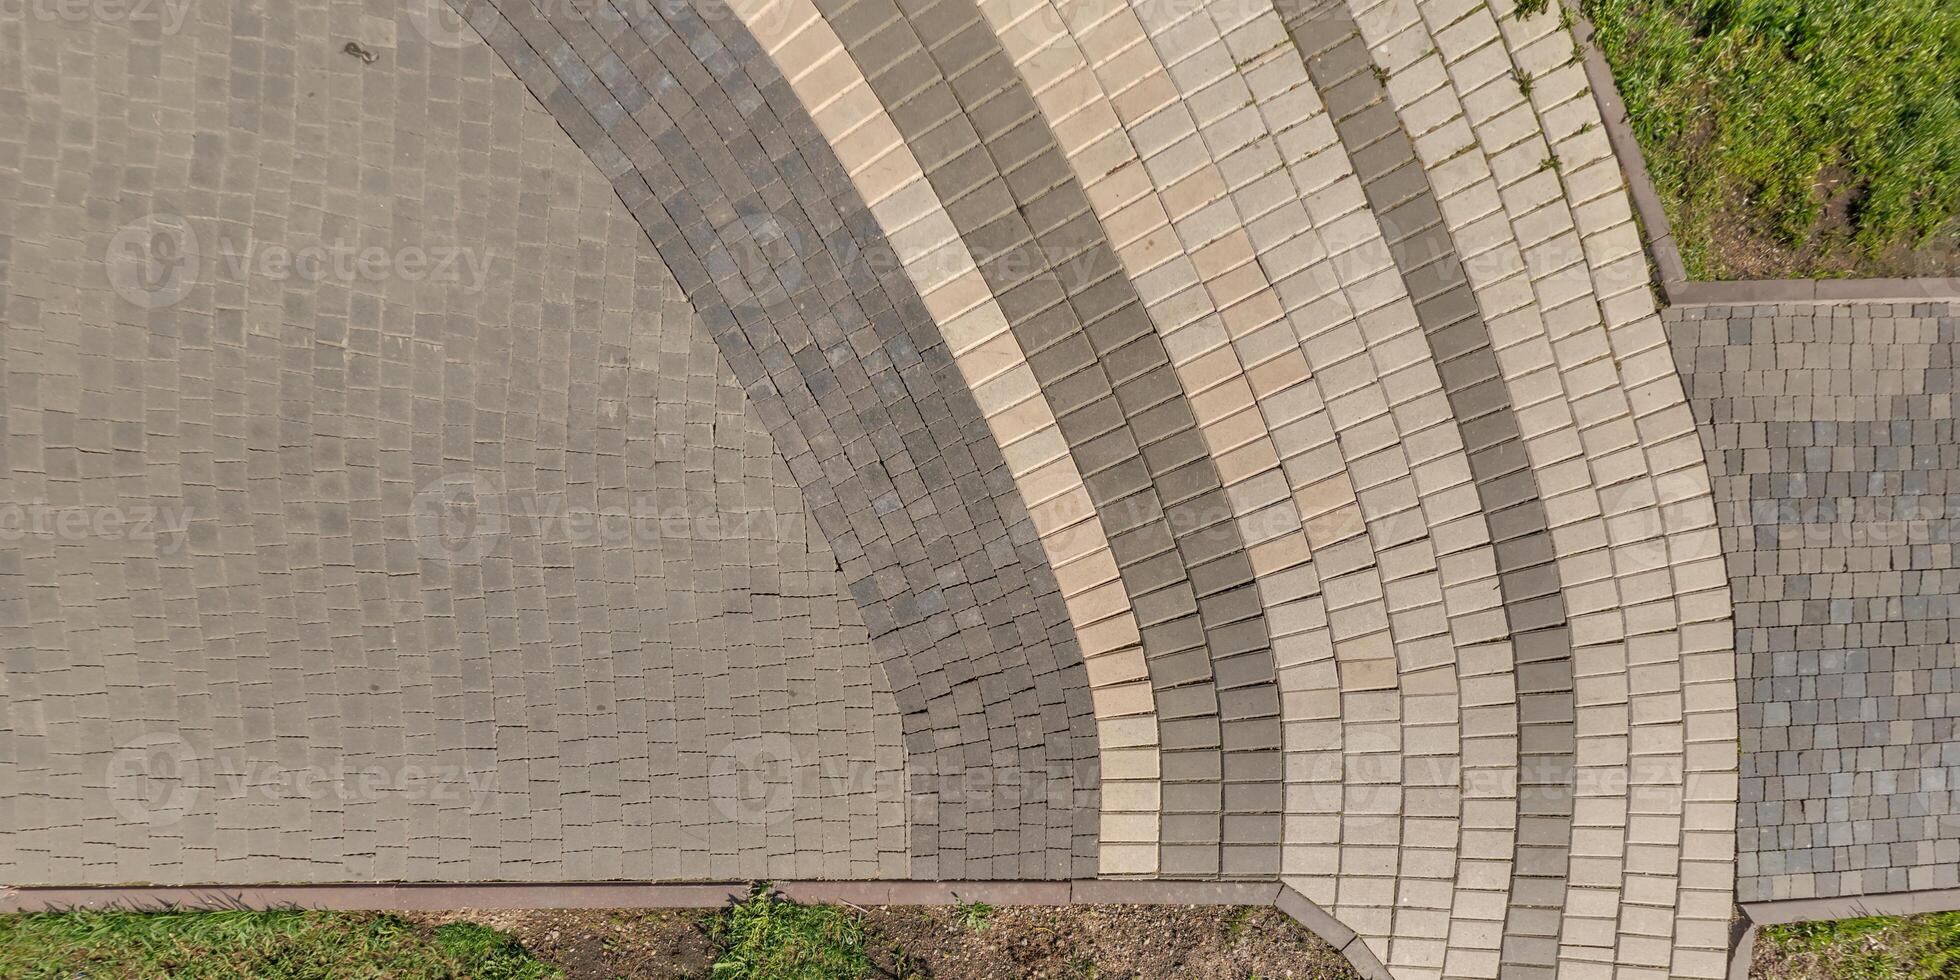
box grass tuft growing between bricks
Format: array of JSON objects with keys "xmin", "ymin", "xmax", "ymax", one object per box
[
  {"xmin": 1585, "ymin": 0, "xmax": 1960, "ymax": 278},
  {"xmin": 0, "ymin": 908, "xmax": 560, "ymax": 979}
]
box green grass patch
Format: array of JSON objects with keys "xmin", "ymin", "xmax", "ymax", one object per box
[
  {"xmin": 952, "ymin": 899, "xmax": 996, "ymax": 932},
  {"xmin": 1583, "ymin": 0, "xmax": 1960, "ymax": 276},
  {"xmin": 0, "ymin": 908, "xmax": 559, "ymax": 979},
  {"xmin": 709, "ymin": 886, "xmax": 873, "ymax": 980},
  {"xmin": 1762, "ymin": 910, "xmax": 1960, "ymax": 978}
]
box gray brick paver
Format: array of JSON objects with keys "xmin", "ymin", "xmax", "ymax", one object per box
[
  {"xmin": 0, "ymin": 0, "xmax": 919, "ymax": 884},
  {"xmin": 1670, "ymin": 302, "xmax": 1960, "ymax": 904}
]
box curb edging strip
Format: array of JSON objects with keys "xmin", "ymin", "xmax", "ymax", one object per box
[
  {"xmin": 1568, "ymin": 1, "xmax": 1960, "ymax": 308},
  {"xmin": 1723, "ymin": 891, "xmax": 1960, "ymax": 979},
  {"xmin": 0, "ymin": 880, "xmax": 1278, "ymax": 912}
]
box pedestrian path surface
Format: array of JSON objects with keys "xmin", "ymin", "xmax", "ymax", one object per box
[
  {"xmin": 0, "ymin": 0, "xmax": 1744, "ymax": 975},
  {"xmin": 1668, "ymin": 302, "xmax": 1960, "ymax": 907}
]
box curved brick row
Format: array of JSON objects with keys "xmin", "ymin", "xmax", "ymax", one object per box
[
  {"xmin": 1483, "ymin": 8, "xmax": 1741, "ymax": 971},
  {"xmin": 717, "ymin": 0, "xmax": 1165, "ymax": 875},
  {"xmin": 969, "ymin": 0, "xmax": 1343, "ymax": 885},
  {"xmin": 1258, "ymin": 1, "xmax": 1580, "ymax": 972},
  {"xmin": 801, "ymin": 0, "xmax": 1289, "ymax": 879},
  {"xmin": 1275, "ymin": 0, "xmax": 1737, "ymax": 973},
  {"xmin": 1001, "ymin": 0, "xmax": 1516, "ymax": 968},
  {"xmin": 448, "ymin": 0, "xmax": 1104, "ymax": 879},
  {"xmin": 0, "ymin": 0, "xmax": 1744, "ymax": 974},
  {"xmin": 0, "ymin": 3, "xmax": 909, "ymax": 883}
]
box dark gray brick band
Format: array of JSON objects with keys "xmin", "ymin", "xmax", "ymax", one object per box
[
  {"xmin": 813, "ymin": 0, "xmax": 1285, "ymax": 878},
  {"xmin": 1273, "ymin": 1, "xmax": 1577, "ymax": 971},
  {"xmin": 449, "ymin": 0, "xmax": 1099, "ymax": 879}
]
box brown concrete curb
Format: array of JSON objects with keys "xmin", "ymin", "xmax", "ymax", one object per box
[
  {"xmin": 1276, "ymin": 885, "xmax": 1392, "ymax": 980},
  {"xmin": 0, "ymin": 878, "xmax": 1296, "ymax": 913},
  {"xmin": 1744, "ymin": 889, "xmax": 1960, "ymax": 926},
  {"xmin": 1669, "ymin": 278, "xmax": 1960, "ymax": 307},
  {"xmin": 1723, "ymin": 889, "xmax": 1960, "ymax": 979},
  {"xmin": 0, "ymin": 880, "xmax": 1284, "ymax": 913},
  {"xmin": 1567, "ymin": 1, "xmax": 1960, "ymax": 308},
  {"xmin": 0, "ymin": 879, "xmax": 1383, "ymax": 976},
  {"xmin": 1728, "ymin": 917, "xmax": 1757, "ymax": 980},
  {"xmin": 0, "ymin": 883, "xmax": 756, "ymax": 912}
]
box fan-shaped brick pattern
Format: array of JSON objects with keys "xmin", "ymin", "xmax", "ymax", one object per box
[
  {"xmin": 449, "ymin": 0, "xmax": 1103, "ymax": 879},
  {"xmin": 0, "ymin": 0, "xmax": 1749, "ymax": 975},
  {"xmin": 1271, "ymin": 2, "xmax": 1579, "ymax": 971},
  {"xmin": 719, "ymin": 0, "xmax": 1165, "ymax": 876},
  {"xmin": 0, "ymin": 1, "xmax": 908, "ymax": 884},
  {"xmin": 792, "ymin": 0, "xmax": 1289, "ymax": 880}
]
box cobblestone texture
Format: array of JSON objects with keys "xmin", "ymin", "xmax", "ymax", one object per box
[
  {"xmin": 449, "ymin": 0, "xmax": 1101, "ymax": 879},
  {"xmin": 0, "ymin": 0, "xmax": 1747, "ymax": 974},
  {"xmin": 801, "ymin": 0, "xmax": 1286, "ymax": 879},
  {"xmin": 0, "ymin": 0, "xmax": 907, "ymax": 884},
  {"xmin": 1670, "ymin": 302, "xmax": 1960, "ymax": 904}
]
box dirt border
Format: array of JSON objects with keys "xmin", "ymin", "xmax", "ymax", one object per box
[
  {"xmin": 1566, "ymin": 0, "xmax": 1960, "ymax": 307},
  {"xmin": 0, "ymin": 880, "xmax": 1392, "ymax": 980}
]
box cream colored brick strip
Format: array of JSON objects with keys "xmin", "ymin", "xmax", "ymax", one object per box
[
  {"xmin": 992, "ymin": 0, "xmax": 1388, "ymax": 912},
  {"xmin": 1345, "ymin": 2, "xmax": 1639, "ymax": 969},
  {"xmin": 1344, "ymin": 0, "xmax": 1723, "ymax": 972},
  {"xmin": 998, "ymin": 0, "xmax": 1335, "ymax": 688},
  {"xmin": 1128, "ymin": 0, "xmax": 1568, "ymax": 972},
  {"xmin": 1128, "ymin": 8, "xmax": 1529, "ymax": 974},
  {"xmin": 1484, "ymin": 9, "xmax": 1737, "ymax": 974},
  {"xmin": 1380, "ymin": 2, "xmax": 1725, "ymax": 974},
  {"xmin": 992, "ymin": 2, "xmax": 1520, "ymax": 973},
  {"xmin": 725, "ymin": 0, "xmax": 1162, "ymax": 876},
  {"xmin": 1114, "ymin": 3, "xmax": 1532, "ymax": 976},
  {"xmin": 976, "ymin": 0, "xmax": 1358, "ymax": 894}
]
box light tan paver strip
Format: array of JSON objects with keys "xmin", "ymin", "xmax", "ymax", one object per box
[
  {"xmin": 1242, "ymin": 3, "xmax": 1574, "ymax": 974},
  {"xmin": 1098, "ymin": 8, "xmax": 1514, "ymax": 973},
  {"xmin": 800, "ymin": 0, "xmax": 1294, "ymax": 879},
  {"xmin": 1029, "ymin": 1, "xmax": 1534, "ymax": 969},
  {"xmin": 1277, "ymin": 0, "xmax": 1740, "ymax": 972},
  {"xmin": 723, "ymin": 0, "xmax": 1165, "ymax": 876},
  {"xmin": 981, "ymin": 0, "xmax": 1419, "ymax": 895},
  {"xmin": 1327, "ymin": 0, "xmax": 1735, "ymax": 972}
]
